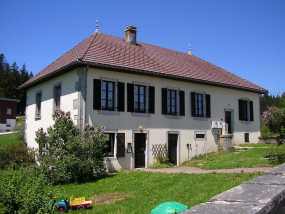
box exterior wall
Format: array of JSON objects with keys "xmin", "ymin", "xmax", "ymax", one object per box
[
  {"xmin": 85, "ymin": 68, "xmax": 261, "ymax": 170},
  {"xmin": 25, "ymin": 67, "xmax": 262, "ymax": 171},
  {"xmin": 25, "ymin": 69, "xmax": 80, "ymax": 148}
]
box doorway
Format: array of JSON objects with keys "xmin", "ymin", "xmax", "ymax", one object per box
[
  {"xmin": 168, "ymin": 134, "xmax": 178, "ymax": 165},
  {"xmin": 225, "ymin": 110, "xmax": 233, "ymax": 134},
  {"xmin": 135, "ymin": 133, "xmax": 146, "ymax": 168}
]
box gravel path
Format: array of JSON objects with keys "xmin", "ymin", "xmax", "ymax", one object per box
[{"xmin": 135, "ymin": 166, "xmax": 272, "ymax": 174}]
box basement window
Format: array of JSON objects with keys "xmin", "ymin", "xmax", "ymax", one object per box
[{"xmin": 194, "ymin": 131, "xmax": 207, "ymax": 140}]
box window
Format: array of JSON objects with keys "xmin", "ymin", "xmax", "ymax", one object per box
[
  {"xmin": 102, "ymin": 81, "xmax": 115, "ymax": 110},
  {"xmin": 41, "ymin": 142, "xmax": 50, "ymax": 156},
  {"xmin": 36, "ymin": 92, "xmax": 42, "ymax": 118},
  {"xmin": 167, "ymin": 90, "xmax": 176, "ymax": 115},
  {"xmin": 194, "ymin": 131, "xmax": 207, "ymax": 140},
  {"xmin": 162, "ymin": 88, "xmax": 185, "ymax": 116},
  {"xmin": 238, "ymin": 99, "xmax": 253, "ymax": 121},
  {"xmin": 7, "ymin": 108, "xmax": 12, "ymax": 115},
  {"xmin": 93, "ymin": 79, "xmax": 125, "ymax": 112},
  {"xmin": 127, "ymin": 83, "xmax": 155, "ymax": 114},
  {"xmin": 191, "ymin": 92, "xmax": 211, "ymax": 118},
  {"xmin": 135, "ymin": 85, "xmax": 146, "ymax": 112},
  {"xmin": 106, "ymin": 133, "xmax": 115, "ymax": 157},
  {"xmin": 105, "ymin": 132, "xmax": 125, "ymax": 158},
  {"xmin": 54, "ymin": 85, "xmax": 61, "ymax": 113}
]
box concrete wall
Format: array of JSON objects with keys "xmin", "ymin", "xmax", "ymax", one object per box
[{"xmin": 25, "ymin": 67, "xmax": 261, "ymax": 170}]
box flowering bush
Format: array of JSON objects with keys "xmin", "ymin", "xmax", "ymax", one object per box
[
  {"xmin": 263, "ymin": 106, "xmax": 285, "ymax": 145},
  {"xmin": 35, "ymin": 111, "xmax": 108, "ymax": 184}
]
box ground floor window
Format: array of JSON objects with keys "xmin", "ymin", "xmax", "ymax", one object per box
[{"xmin": 106, "ymin": 133, "xmax": 115, "ymax": 157}]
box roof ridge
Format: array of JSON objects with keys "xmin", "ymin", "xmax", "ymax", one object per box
[{"xmin": 78, "ymin": 32, "xmax": 98, "ymax": 61}]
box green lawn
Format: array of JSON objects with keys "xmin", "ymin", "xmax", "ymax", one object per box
[
  {"xmin": 0, "ymin": 116, "xmax": 25, "ymax": 147},
  {"xmin": 182, "ymin": 143, "xmax": 285, "ymax": 169},
  {"xmin": 52, "ymin": 170, "xmax": 263, "ymax": 214}
]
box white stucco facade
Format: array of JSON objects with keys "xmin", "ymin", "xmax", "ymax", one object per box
[{"xmin": 25, "ymin": 67, "xmax": 262, "ymax": 171}]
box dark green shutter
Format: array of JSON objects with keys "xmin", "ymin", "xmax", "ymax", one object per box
[
  {"xmin": 117, "ymin": 82, "xmax": 125, "ymax": 112},
  {"xmin": 117, "ymin": 133, "xmax": 125, "ymax": 157},
  {"xmin": 238, "ymin": 99, "xmax": 243, "ymax": 120},
  {"xmin": 93, "ymin": 79, "xmax": 101, "ymax": 110},
  {"xmin": 206, "ymin": 94, "xmax": 211, "ymax": 118},
  {"xmin": 249, "ymin": 101, "xmax": 254, "ymax": 121},
  {"xmin": 179, "ymin": 90, "xmax": 185, "ymax": 116},
  {"xmin": 161, "ymin": 88, "xmax": 167, "ymax": 115},
  {"xmin": 149, "ymin": 86, "xmax": 155, "ymax": 114},
  {"xmin": 127, "ymin": 84, "xmax": 134, "ymax": 112},
  {"xmin": 191, "ymin": 92, "xmax": 196, "ymax": 117}
]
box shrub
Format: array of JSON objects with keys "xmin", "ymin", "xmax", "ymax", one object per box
[
  {"xmin": 265, "ymin": 148, "xmax": 285, "ymax": 164},
  {"xmin": 149, "ymin": 144, "xmax": 173, "ymax": 169},
  {"xmin": 35, "ymin": 111, "xmax": 108, "ymax": 184},
  {"xmin": 0, "ymin": 167, "xmax": 58, "ymax": 214},
  {"xmin": 0, "ymin": 143, "xmax": 35, "ymax": 169},
  {"xmin": 14, "ymin": 121, "xmax": 25, "ymax": 142}
]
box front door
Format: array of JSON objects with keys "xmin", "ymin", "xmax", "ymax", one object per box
[
  {"xmin": 225, "ymin": 111, "xmax": 232, "ymax": 134},
  {"xmin": 168, "ymin": 134, "xmax": 177, "ymax": 165},
  {"xmin": 135, "ymin": 133, "xmax": 146, "ymax": 168}
]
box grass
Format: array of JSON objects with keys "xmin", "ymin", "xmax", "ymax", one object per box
[
  {"xmin": 182, "ymin": 143, "xmax": 285, "ymax": 169},
  {"xmin": 51, "ymin": 170, "xmax": 263, "ymax": 214},
  {"xmin": 0, "ymin": 116, "xmax": 25, "ymax": 147}
]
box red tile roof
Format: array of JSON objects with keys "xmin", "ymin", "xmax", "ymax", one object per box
[{"xmin": 20, "ymin": 32, "xmax": 267, "ymax": 93}]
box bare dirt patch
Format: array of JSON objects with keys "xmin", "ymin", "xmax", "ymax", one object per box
[{"xmin": 92, "ymin": 193, "xmax": 132, "ymax": 204}]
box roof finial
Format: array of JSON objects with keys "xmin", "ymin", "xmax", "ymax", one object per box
[
  {"xmin": 95, "ymin": 19, "xmax": 99, "ymax": 33},
  {"xmin": 188, "ymin": 44, "xmax": 192, "ymax": 55}
]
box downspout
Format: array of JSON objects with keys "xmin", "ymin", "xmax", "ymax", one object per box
[{"xmin": 83, "ymin": 63, "xmax": 89, "ymax": 126}]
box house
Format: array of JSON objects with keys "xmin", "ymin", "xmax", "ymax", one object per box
[
  {"xmin": 0, "ymin": 98, "xmax": 20, "ymax": 132},
  {"xmin": 19, "ymin": 26, "xmax": 267, "ymax": 170}
]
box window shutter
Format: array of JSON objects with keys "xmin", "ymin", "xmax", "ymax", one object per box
[
  {"xmin": 93, "ymin": 79, "xmax": 101, "ymax": 110},
  {"xmin": 238, "ymin": 99, "xmax": 243, "ymax": 120},
  {"xmin": 179, "ymin": 90, "xmax": 185, "ymax": 116},
  {"xmin": 149, "ymin": 86, "xmax": 155, "ymax": 114},
  {"xmin": 117, "ymin": 133, "xmax": 125, "ymax": 157},
  {"xmin": 191, "ymin": 92, "xmax": 196, "ymax": 117},
  {"xmin": 249, "ymin": 101, "xmax": 254, "ymax": 121},
  {"xmin": 161, "ymin": 88, "xmax": 167, "ymax": 115},
  {"xmin": 117, "ymin": 82, "xmax": 125, "ymax": 112},
  {"xmin": 127, "ymin": 84, "xmax": 134, "ymax": 112},
  {"xmin": 206, "ymin": 94, "xmax": 211, "ymax": 118}
]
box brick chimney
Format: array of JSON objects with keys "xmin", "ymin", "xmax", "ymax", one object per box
[{"xmin": 125, "ymin": 26, "xmax": 137, "ymax": 45}]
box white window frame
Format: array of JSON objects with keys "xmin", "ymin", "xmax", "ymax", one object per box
[
  {"xmin": 99, "ymin": 77, "xmax": 119, "ymax": 115},
  {"xmin": 166, "ymin": 86, "xmax": 181, "ymax": 119},
  {"xmin": 194, "ymin": 131, "xmax": 207, "ymax": 140},
  {"xmin": 193, "ymin": 90, "xmax": 207, "ymax": 120},
  {"xmin": 105, "ymin": 131, "xmax": 118, "ymax": 158},
  {"xmin": 132, "ymin": 81, "xmax": 150, "ymax": 116}
]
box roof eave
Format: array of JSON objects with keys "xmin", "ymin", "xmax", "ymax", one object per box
[{"xmin": 19, "ymin": 61, "xmax": 268, "ymax": 94}]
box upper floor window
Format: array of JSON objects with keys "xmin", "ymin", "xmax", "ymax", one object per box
[
  {"xmin": 127, "ymin": 83, "xmax": 155, "ymax": 114},
  {"xmin": 54, "ymin": 85, "xmax": 61, "ymax": 114},
  {"xmin": 102, "ymin": 81, "xmax": 115, "ymax": 110},
  {"xmin": 93, "ymin": 79, "xmax": 125, "ymax": 112},
  {"xmin": 191, "ymin": 92, "xmax": 211, "ymax": 118},
  {"xmin": 36, "ymin": 91, "xmax": 42, "ymax": 118},
  {"xmin": 238, "ymin": 99, "xmax": 254, "ymax": 121},
  {"xmin": 162, "ymin": 88, "xmax": 185, "ymax": 116}
]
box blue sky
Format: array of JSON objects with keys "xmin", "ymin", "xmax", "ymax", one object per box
[{"xmin": 1, "ymin": 0, "xmax": 284, "ymax": 94}]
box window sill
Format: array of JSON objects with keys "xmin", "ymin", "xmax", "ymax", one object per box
[
  {"xmin": 193, "ymin": 117, "xmax": 208, "ymax": 121},
  {"xmin": 241, "ymin": 120, "xmax": 251, "ymax": 124},
  {"xmin": 166, "ymin": 115, "xmax": 181, "ymax": 119},
  {"xmin": 99, "ymin": 110, "xmax": 119, "ymax": 115},
  {"xmin": 132, "ymin": 112, "xmax": 151, "ymax": 117},
  {"xmin": 35, "ymin": 116, "xmax": 41, "ymax": 120}
]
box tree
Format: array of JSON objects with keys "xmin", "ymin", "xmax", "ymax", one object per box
[
  {"xmin": 263, "ymin": 104, "xmax": 285, "ymax": 145},
  {"xmin": 0, "ymin": 54, "xmax": 33, "ymax": 115}
]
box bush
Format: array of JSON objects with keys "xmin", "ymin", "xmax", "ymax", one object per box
[
  {"xmin": 149, "ymin": 144, "xmax": 173, "ymax": 169},
  {"xmin": 0, "ymin": 143, "xmax": 35, "ymax": 169},
  {"xmin": 14, "ymin": 121, "xmax": 25, "ymax": 142},
  {"xmin": 265, "ymin": 148, "xmax": 285, "ymax": 164},
  {"xmin": 0, "ymin": 167, "xmax": 58, "ymax": 214},
  {"xmin": 36, "ymin": 111, "xmax": 108, "ymax": 184}
]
